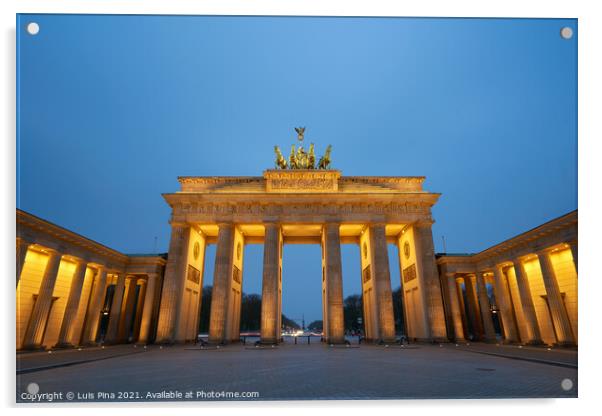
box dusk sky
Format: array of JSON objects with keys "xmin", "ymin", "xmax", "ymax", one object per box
[{"xmin": 17, "ymin": 15, "xmax": 577, "ymax": 325}]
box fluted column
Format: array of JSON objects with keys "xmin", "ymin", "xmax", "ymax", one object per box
[
  {"xmin": 463, "ymin": 275, "xmax": 483, "ymax": 340},
  {"xmin": 369, "ymin": 224, "xmax": 396, "ymax": 343},
  {"xmin": 512, "ymin": 259, "xmax": 543, "ymax": 345},
  {"xmin": 16, "ymin": 237, "xmax": 32, "ymax": 287},
  {"xmin": 260, "ymin": 223, "xmax": 281, "ymax": 344},
  {"xmin": 55, "ymin": 260, "xmax": 88, "ymax": 347},
  {"xmin": 118, "ymin": 277, "xmax": 139, "ymax": 342},
  {"xmin": 323, "ymin": 223, "xmax": 345, "ymax": 344},
  {"xmin": 568, "ymin": 241, "xmax": 578, "ymax": 273},
  {"xmin": 132, "ymin": 281, "xmax": 147, "ymax": 341},
  {"xmin": 209, "ymin": 223, "xmax": 235, "ymax": 344},
  {"xmin": 81, "ymin": 267, "xmax": 108, "ymax": 345},
  {"xmin": 492, "ymin": 265, "xmax": 519, "ymax": 343},
  {"xmin": 104, "ymin": 273, "xmax": 126, "ymax": 344},
  {"xmin": 475, "ymin": 272, "xmax": 497, "ymax": 343},
  {"xmin": 138, "ymin": 273, "xmax": 158, "ymax": 344},
  {"xmin": 456, "ymin": 279, "xmax": 469, "ymax": 339},
  {"xmin": 156, "ymin": 224, "xmax": 191, "ymax": 343},
  {"xmin": 21, "ymin": 249, "xmax": 62, "ymax": 350},
  {"xmin": 446, "ymin": 273, "xmax": 466, "ymax": 342},
  {"xmin": 413, "ymin": 222, "xmax": 447, "ymax": 341},
  {"xmin": 537, "ymin": 250, "xmax": 576, "ymax": 347}
]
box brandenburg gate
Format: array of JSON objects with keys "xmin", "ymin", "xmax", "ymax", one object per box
[
  {"xmin": 155, "ymin": 131, "xmax": 448, "ymax": 345},
  {"xmin": 15, "ymin": 129, "xmax": 577, "ymax": 350}
]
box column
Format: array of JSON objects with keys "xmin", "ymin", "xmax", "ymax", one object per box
[
  {"xmin": 21, "ymin": 249, "xmax": 62, "ymax": 350},
  {"xmin": 512, "ymin": 259, "xmax": 543, "ymax": 345},
  {"xmin": 369, "ymin": 224, "xmax": 396, "ymax": 343},
  {"xmin": 446, "ymin": 273, "xmax": 466, "ymax": 342},
  {"xmin": 16, "ymin": 237, "xmax": 32, "ymax": 287},
  {"xmin": 138, "ymin": 273, "xmax": 158, "ymax": 344},
  {"xmin": 492, "ymin": 265, "xmax": 519, "ymax": 343},
  {"xmin": 568, "ymin": 241, "xmax": 578, "ymax": 273},
  {"xmin": 55, "ymin": 260, "xmax": 88, "ymax": 347},
  {"xmin": 475, "ymin": 272, "xmax": 497, "ymax": 343},
  {"xmin": 413, "ymin": 222, "xmax": 447, "ymax": 341},
  {"xmin": 260, "ymin": 223, "xmax": 281, "ymax": 344},
  {"xmin": 104, "ymin": 272, "xmax": 126, "ymax": 344},
  {"xmin": 81, "ymin": 267, "xmax": 108, "ymax": 345},
  {"xmin": 537, "ymin": 250, "xmax": 576, "ymax": 347},
  {"xmin": 463, "ymin": 275, "xmax": 483, "ymax": 340},
  {"xmin": 209, "ymin": 223, "xmax": 235, "ymax": 344},
  {"xmin": 132, "ymin": 280, "xmax": 147, "ymax": 341},
  {"xmin": 156, "ymin": 224, "xmax": 191, "ymax": 343},
  {"xmin": 118, "ymin": 277, "xmax": 139, "ymax": 342},
  {"xmin": 456, "ymin": 279, "xmax": 469, "ymax": 340},
  {"xmin": 323, "ymin": 223, "xmax": 345, "ymax": 344}
]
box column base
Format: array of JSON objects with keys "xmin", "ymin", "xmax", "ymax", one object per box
[
  {"xmin": 53, "ymin": 342, "xmax": 77, "ymax": 349},
  {"xmin": 524, "ymin": 339, "xmax": 545, "ymax": 346},
  {"xmin": 553, "ymin": 341, "xmax": 577, "ymax": 348},
  {"xmin": 19, "ymin": 344, "xmax": 46, "ymax": 352}
]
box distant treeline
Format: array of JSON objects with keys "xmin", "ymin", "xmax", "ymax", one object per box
[{"xmin": 198, "ymin": 286, "xmax": 405, "ymax": 334}]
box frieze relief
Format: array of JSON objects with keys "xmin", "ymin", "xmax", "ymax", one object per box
[{"xmin": 174, "ymin": 202, "xmax": 430, "ymax": 216}]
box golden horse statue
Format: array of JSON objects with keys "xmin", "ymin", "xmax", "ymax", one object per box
[
  {"xmin": 274, "ymin": 146, "xmax": 287, "ymax": 169},
  {"xmin": 289, "ymin": 144, "xmax": 299, "ymax": 169},
  {"xmin": 318, "ymin": 144, "xmax": 332, "ymax": 169},
  {"xmin": 308, "ymin": 143, "xmax": 316, "ymax": 169}
]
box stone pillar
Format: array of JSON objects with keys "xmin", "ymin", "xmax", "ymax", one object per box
[
  {"xmin": 156, "ymin": 224, "xmax": 191, "ymax": 343},
  {"xmin": 21, "ymin": 249, "xmax": 62, "ymax": 350},
  {"xmin": 475, "ymin": 272, "xmax": 497, "ymax": 343},
  {"xmin": 81, "ymin": 267, "xmax": 108, "ymax": 345},
  {"xmin": 568, "ymin": 241, "xmax": 578, "ymax": 273},
  {"xmin": 260, "ymin": 223, "xmax": 281, "ymax": 344},
  {"xmin": 456, "ymin": 279, "xmax": 469, "ymax": 340},
  {"xmin": 132, "ymin": 281, "xmax": 147, "ymax": 342},
  {"xmin": 209, "ymin": 223, "xmax": 235, "ymax": 344},
  {"xmin": 104, "ymin": 273, "xmax": 126, "ymax": 344},
  {"xmin": 512, "ymin": 259, "xmax": 543, "ymax": 345},
  {"xmin": 369, "ymin": 224, "xmax": 396, "ymax": 343},
  {"xmin": 55, "ymin": 260, "xmax": 88, "ymax": 348},
  {"xmin": 138, "ymin": 273, "xmax": 158, "ymax": 344},
  {"xmin": 118, "ymin": 277, "xmax": 139, "ymax": 342},
  {"xmin": 413, "ymin": 222, "xmax": 447, "ymax": 341},
  {"xmin": 463, "ymin": 275, "xmax": 483, "ymax": 340},
  {"xmin": 16, "ymin": 237, "xmax": 32, "ymax": 287},
  {"xmin": 537, "ymin": 250, "xmax": 576, "ymax": 347},
  {"xmin": 492, "ymin": 265, "xmax": 519, "ymax": 343},
  {"xmin": 323, "ymin": 223, "xmax": 345, "ymax": 344},
  {"xmin": 446, "ymin": 273, "xmax": 466, "ymax": 342}
]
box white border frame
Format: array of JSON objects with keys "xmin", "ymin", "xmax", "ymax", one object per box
[{"xmin": 3, "ymin": 1, "xmax": 600, "ymax": 414}]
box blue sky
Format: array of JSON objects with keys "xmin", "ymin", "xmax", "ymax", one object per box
[{"xmin": 17, "ymin": 15, "xmax": 577, "ymax": 324}]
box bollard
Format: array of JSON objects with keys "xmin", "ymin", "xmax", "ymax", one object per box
[
  {"xmin": 294, "ymin": 336, "xmax": 297, "ymax": 345},
  {"xmin": 307, "ymin": 336, "xmax": 310, "ymax": 345}
]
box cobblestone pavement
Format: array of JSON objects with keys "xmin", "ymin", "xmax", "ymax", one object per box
[{"xmin": 16, "ymin": 342, "xmax": 578, "ymax": 402}]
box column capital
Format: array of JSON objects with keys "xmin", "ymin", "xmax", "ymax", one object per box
[
  {"xmin": 323, "ymin": 222, "xmax": 341, "ymax": 232},
  {"xmin": 444, "ymin": 272, "xmax": 457, "ymax": 279},
  {"xmin": 534, "ymin": 247, "xmax": 553, "ymax": 257},
  {"xmin": 169, "ymin": 221, "xmax": 189, "ymax": 228},
  {"xmin": 414, "ymin": 220, "xmax": 435, "ymax": 228},
  {"xmin": 16, "ymin": 236, "xmax": 34, "ymax": 245}
]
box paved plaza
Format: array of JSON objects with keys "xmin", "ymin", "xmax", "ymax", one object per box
[{"xmin": 16, "ymin": 342, "xmax": 577, "ymax": 402}]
